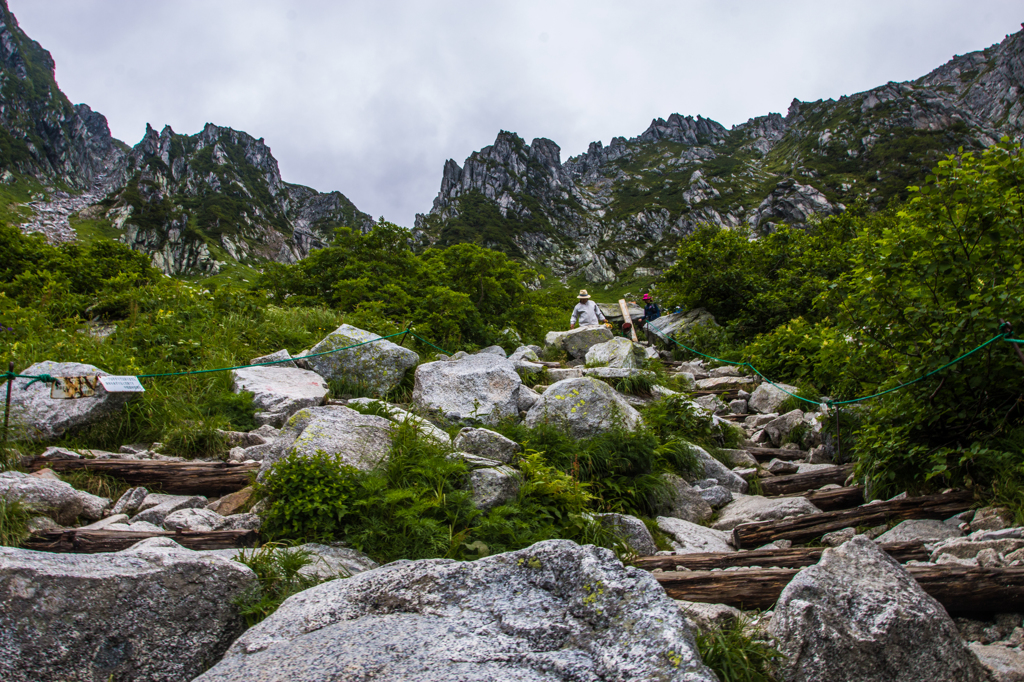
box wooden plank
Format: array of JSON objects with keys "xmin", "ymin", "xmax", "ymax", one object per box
[
  {"xmin": 28, "ymin": 458, "xmax": 258, "ymax": 496},
  {"xmin": 24, "ymin": 529, "xmax": 259, "ymax": 553},
  {"xmin": 782, "ymin": 485, "xmax": 865, "ymax": 512},
  {"xmin": 732, "ymin": 490, "xmax": 974, "ymax": 548},
  {"xmin": 634, "ymin": 541, "xmax": 927, "ymax": 572},
  {"xmin": 759, "ymin": 464, "xmax": 855, "ymax": 496},
  {"xmin": 746, "ymin": 447, "xmax": 808, "ymax": 461},
  {"xmin": 654, "ymin": 566, "xmax": 1024, "ymax": 615},
  {"xmin": 618, "ymin": 299, "xmax": 639, "ymax": 342}
]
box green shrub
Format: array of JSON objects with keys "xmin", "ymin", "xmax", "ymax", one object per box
[
  {"xmin": 254, "ymin": 451, "xmax": 360, "ymax": 542},
  {"xmin": 695, "ymin": 619, "xmax": 784, "ymax": 682},
  {"xmin": 0, "ymin": 497, "xmax": 31, "ymax": 546}
]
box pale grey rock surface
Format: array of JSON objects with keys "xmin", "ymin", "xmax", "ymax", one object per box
[
  {"xmin": 655, "ymin": 473, "xmax": 713, "ymax": 524},
  {"xmin": 132, "ymin": 495, "xmax": 208, "ymax": 526},
  {"xmin": 766, "ymin": 458, "xmax": 800, "ymax": 475},
  {"xmin": 712, "ymin": 494, "xmax": 821, "ymax": 531},
  {"xmin": 412, "ymin": 353, "xmax": 523, "ymax": 426},
  {"xmin": 230, "ymin": 366, "xmax": 328, "ymax": 419},
  {"xmin": 478, "ymin": 345, "xmax": 507, "ymax": 357},
  {"xmin": 218, "ymin": 513, "xmax": 262, "ymax": 531},
  {"xmin": 770, "ymin": 536, "xmax": 989, "ymax": 682},
  {"xmin": 969, "ymin": 644, "xmax": 1024, "ymax": 682},
  {"xmin": 195, "ymin": 539, "xmax": 716, "ymax": 682},
  {"xmin": 2, "ymin": 361, "xmax": 136, "ymax": 441},
  {"xmin": 469, "ymin": 466, "xmax": 520, "ymax": 510},
  {"xmin": 698, "ymin": 485, "xmax": 733, "ymax": 509},
  {"xmin": 347, "ymin": 398, "xmax": 451, "ymax": 445},
  {"xmin": 0, "ymin": 537, "xmax": 255, "ymax": 682},
  {"xmin": 561, "ymin": 325, "xmax": 614, "ymax": 359},
  {"xmin": 523, "ymin": 377, "xmax": 642, "ymax": 439},
  {"xmin": 163, "ymin": 507, "xmax": 228, "ymax": 532},
  {"xmin": 747, "ymin": 381, "xmax": 801, "ymax": 414},
  {"xmin": 594, "ymin": 512, "xmax": 658, "ymax": 556},
  {"xmin": 875, "ymin": 519, "xmax": 963, "ymax": 545},
  {"xmin": 584, "ymin": 337, "xmax": 643, "ymax": 369},
  {"xmin": 201, "ymin": 544, "xmax": 379, "ymax": 579},
  {"xmin": 261, "ymin": 405, "xmax": 394, "ymax": 477},
  {"xmin": 657, "ymin": 516, "xmax": 734, "ymax": 554},
  {"xmin": 692, "ymin": 445, "xmax": 748, "ymax": 493},
  {"xmin": 453, "ymin": 427, "xmax": 521, "ymax": 464},
  {"xmin": 0, "ymin": 471, "xmax": 109, "ymax": 523},
  {"xmin": 695, "ymin": 376, "xmax": 755, "ymax": 392},
  {"xmin": 306, "ymin": 324, "xmax": 419, "ymax": 397},
  {"xmin": 764, "ymin": 409, "xmax": 805, "ymax": 447},
  {"xmin": 249, "ymin": 349, "xmax": 297, "ymax": 369},
  {"xmin": 517, "ymin": 384, "xmax": 541, "ymax": 412},
  {"xmin": 676, "ymin": 601, "xmax": 743, "ymax": 631}
]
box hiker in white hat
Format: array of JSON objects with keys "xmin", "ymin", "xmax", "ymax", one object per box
[{"xmin": 569, "ymin": 289, "xmax": 607, "ymax": 329}]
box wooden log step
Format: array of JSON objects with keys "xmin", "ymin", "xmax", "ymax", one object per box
[
  {"xmin": 691, "ymin": 389, "xmax": 740, "ymax": 397},
  {"xmin": 778, "ymin": 485, "xmax": 866, "ymax": 512},
  {"xmin": 718, "ymin": 414, "xmax": 748, "ymax": 422},
  {"xmin": 732, "ymin": 490, "xmax": 974, "ymax": 548},
  {"xmin": 759, "ymin": 464, "xmax": 855, "ymax": 496},
  {"xmin": 28, "ymin": 458, "xmax": 259, "ymax": 496},
  {"xmin": 634, "ymin": 541, "xmax": 928, "ymax": 572},
  {"xmin": 23, "ymin": 529, "xmax": 259, "ymax": 554},
  {"xmin": 654, "ymin": 566, "xmax": 1024, "ymax": 615},
  {"xmin": 745, "ymin": 447, "xmax": 808, "ymax": 461}
]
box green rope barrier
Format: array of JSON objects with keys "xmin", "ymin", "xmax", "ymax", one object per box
[
  {"xmin": 666, "ymin": 331, "xmax": 1011, "ymax": 409},
  {"xmin": 2, "ymin": 372, "xmax": 57, "ymax": 388},
  {"xmin": 411, "ymin": 333, "xmax": 451, "ymax": 356}
]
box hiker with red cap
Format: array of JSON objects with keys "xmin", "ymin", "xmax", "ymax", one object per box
[
  {"xmin": 628, "ymin": 293, "xmax": 662, "ymax": 344},
  {"xmin": 569, "ymin": 289, "xmax": 607, "ymax": 329}
]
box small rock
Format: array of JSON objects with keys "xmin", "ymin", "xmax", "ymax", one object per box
[
  {"xmin": 971, "ymin": 507, "xmax": 1015, "ymax": 532},
  {"xmin": 676, "ymin": 600, "xmax": 743, "ymax": 631},
  {"xmin": 655, "ymin": 474, "xmax": 713, "ymax": 524},
  {"xmin": 0, "ymin": 471, "xmax": 109, "ymax": 523},
  {"xmin": 712, "ymin": 495, "xmax": 821, "ymax": 531},
  {"xmin": 478, "ymin": 345, "xmax": 507, "ymax": 357},
  {"xmin": 163, "ymin": 508, "xmax": 227, "ymax": 532},
  {"xmin": 132, "ymin": 495, "xmax": 208, "ymax": 526},
  {"xmin": 594, "ymin": 513, "xmax": 659, "ymax": 556},
  {"xmin": 468, "ymin": 467, "xmax": 519, "ymax": 510},
  {"xmin": 698, "ymin": 485, "xmax": 733, "ymax": 509},
  {"xmin": 875, "ymin": 519, "xmax": 962, "ymax": 545},
  {"xmin": 207, "ymin": 487, "xmax": 253, "ymax": 516},
  {"xmin": 728, "ymin": 398, "xmax": 748, "ymax": 414},
  {"xmin": 969, "ymin": 644, "xmax": 1024, "ymax": 682},
  {"xmin": 765, "ymin": 458, "xmax": 799, "ymax": 475},
  {"xmin": 657, "ymin": 516, "xmax": 734, "ymax": 554},
  {"xmin": 218, "ymin": 513, "xmax": 262, "ymax": 531},
  {"xmin": 524, "ymin": 377, "xmax": 643, "ymax": 439},
  {"xmin": 453, "ymin": 428, "xmax": 521, "ymax": 464},
  {"xmin": 822, "ymin": 527, "xmax": 856, "ymax": 547},
  {"xmin": 78, "ymin": 514, "xmax": 130, "ymax": 531}
]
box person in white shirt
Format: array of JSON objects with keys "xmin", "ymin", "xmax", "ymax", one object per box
[{"xmin": 569, "ymin": 289, "xmax": 607, "ymax": 328}]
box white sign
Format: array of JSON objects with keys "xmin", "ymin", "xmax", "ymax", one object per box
[{"xmin": 99, "ymin": 375, "xmax": 146, "ymax": 393}]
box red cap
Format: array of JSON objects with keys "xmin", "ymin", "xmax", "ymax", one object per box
[{"xmin": 643, "ymin": 293, "xmax": 651, "ymax": 300}]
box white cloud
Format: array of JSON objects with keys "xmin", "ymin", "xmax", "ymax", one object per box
[{"xmin": 11, "ymin": 0, "xmax": 1023, "ymax": 225}]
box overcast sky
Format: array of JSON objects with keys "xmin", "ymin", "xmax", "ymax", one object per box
[{"xmin": 11, "ymin": 1, "xmax": 1023, "ymax": 227}]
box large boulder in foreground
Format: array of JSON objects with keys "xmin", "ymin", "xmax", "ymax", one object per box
[
  {"xmin": 261, "ymin": 405, "xmax": 394, "ymax": 477},
  {"xmin": 306, "ymin": 324, "xmax": 419, "ymax": 397},
  {"xmin": 0, "ymin": 537, "xmax": 255, "ymax": 682},
  {"xmin": 769, "ymin": 535, "xmax": 989, "ymax": 682},
  {"xmin": 412, "ymin": 354, "xmax": 522, "ymax": 425},
  {"xmin": 524, "ymin": 377, "xmax": 642, "ymax": 439},
  {"xmin": 194, "ymin": 539, "xmax": 717, "ymax": 682},
  {"xmin": 2, "ymin": 361, "xmax": 137, "ymax": 441},
  {"xmin": 0, "ymin": 471, "xmax": 109, "ymax": 523},
  {"xmin": 230, "ymin": 366, "xmax": 329, "ymax": 424}
]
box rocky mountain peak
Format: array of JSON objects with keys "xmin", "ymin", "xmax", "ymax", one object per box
[{"xmin": 639, "ymin": 113, "xmax": 728, "ymax": 145}]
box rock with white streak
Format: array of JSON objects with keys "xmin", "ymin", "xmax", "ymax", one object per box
[
  {"xmin": 194, "ymin": 539, "xmax": 717, "ymax": 682},
  {"xmin": 769, "ymin": 535, "xmax": 989, "ymax": 682},
  {"xmin": 0, "ymin": 537, "xmax": 256, "ymax": 682}
]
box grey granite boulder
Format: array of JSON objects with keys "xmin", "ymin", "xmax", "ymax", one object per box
[
  {"xmin": 478, "ymin": 345, "xmax": 507, "ymax": 357},
  {"xmin": 524, "ymin": 377, "xmax": 642, "ymax": 439},
  {"xmin": 764, "ymin": 409, "xmax": 805, "ymax": 447},
  {"xmin": 347, "ymin": 398, "xmax": 451, "ymax": 445},
  {"xmin": 698, "ymin": 485, "xmax": 733, "ymax": 509},
  {"xmin": 202, "ymin": 544, "xmax": 379, "ymax": 579},
  {"xmin": 412, "ymin": 353, "xmax": 523, "ymax": 425},
  {"xmin": 594, "ymin": 513, "xmax": 658, "ymax": 556},
  {"xmin": 713, "ymin": 494, "xmax": 821, "ymax": 531},
  {"xmin": 453, "ymin": 427, "xmax": 521, "ymax": 464},
  {"xmin": 132, "ymin": 495, "xmax": 208, "ymax": 526},
  {"xmin": 249, "ymin": 349, "xmax": 297, "ymax": 368},
  {"xmin": 261, "ymin": 405, "xmax": 394, "ymax": 477},
  {"xmin": 306, "ymin": 324, "xmax": 419, "ymax": 397},
  {"xmin": 194, "ymin": 539, "xmax": 716, "ymax": 682},
  {"xmin": 0, "ymin": 471, "xmax": 109, "ymax": 523},
  {"xmin": 747, "ymin": 381, "xmax": 801, "ymax": 414},
  {"xmin": 692, "ymin": 444, "xmax": 748, "ymax": 493},
  {"xmin": 0, "ymin": 537, "xmax": 256, "ymax": 682},
  {"xmin": 469, "ymin": 466, "xmax": 520, "ymax": 510},
  {"xmin": 875, "ymin": 519, "xmax": 963, "ymax": 545},
  {"xmin": 656, "ymin": 516, "xmax": 735, "ymax": 554},
  {"xmin": 2, "ymin": 361, "xmax": 137, "ymax": 441},
  {"xmin": 770, "ymin": 535, "xmax": 989, "ymax": 682},
  {"xmin": 561, "ymin": 325, "xmax": 614, "ymax": 359},
  {"xmin": 163, "ymin": 507, "xmax": 228, "ymax": 531},
  {"xmin": 584, "ymin": 337, "xmax": 644, "ymax": 369},
  {"xmin": 230, "ymin": 366, "xmax": 328, "ymax": 421},
  {"xmin": 654, "ymin": 473, "xmax": 713, "ymax": 524},
  {"xmin": 109, "ymin": 486, "xmax": 148, "ymax": 516}
]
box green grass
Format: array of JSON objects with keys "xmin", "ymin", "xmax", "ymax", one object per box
[
  {"xmin": 231, "ymin": 544, "xmax": 330, "ymax": 626},
  {"xmin": 695, "ymin": 619, "xmax": 784, "ymax": 682},
  {"xmin": 0, "ymin": 497, "xmax": 32, "ymax": 547}
]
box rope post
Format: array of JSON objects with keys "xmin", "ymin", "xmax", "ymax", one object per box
[
  {"xmin": 1001, "ymin": 320, "xmax": 1024, "ymax": 369},
  {"xmin": 398, "ymin": 323, "xmax": 413, "ymax": 348},
  {"xmin": 2, "ymin": 361, "xmax": 13, "ymax": 468},
  {"xmin": 834, "ymin": 404, "xmax": 843, "ymax": 464}
]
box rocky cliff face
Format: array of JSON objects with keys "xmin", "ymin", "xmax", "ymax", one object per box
[
  {"xmin": 415, "ymin": 28, "xmax": 1024, "ymax": 283},
  {"xmin": 97, "ymin": 123, "xmax": 373, "ymax": 275},
  {"xmin": 0, "ymin": 0, "xmax": 372, "ymax": 276}
]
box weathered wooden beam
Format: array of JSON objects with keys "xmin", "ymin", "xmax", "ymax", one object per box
[
  {"xmin": 28, "ymin": 458, "xmax": 258, "ymax": 496},
  {"xmin": 654, "ymin": 566, "xmax": 1024, "ymax": 615},
  {"xmin": 759, "ymin": 464, "xmax": 855, "ymax": 496},
  {"xmin": 23, "ymin": 529, "xmax": 259, "ymax": 553},
  {"xmin": 777, "ymin": 485, "xmax": 866, "ymax": 512},
  {"xmin": 745, "ymin": 447, "xmax": 808, "ymax": 461},
  {"xmin": 634, "ymin": 541, "xmax": 928, "ymax": 572},
  {"xmin": 732, "ymin": 490, "xmax": 974, "ymax": 548}
]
